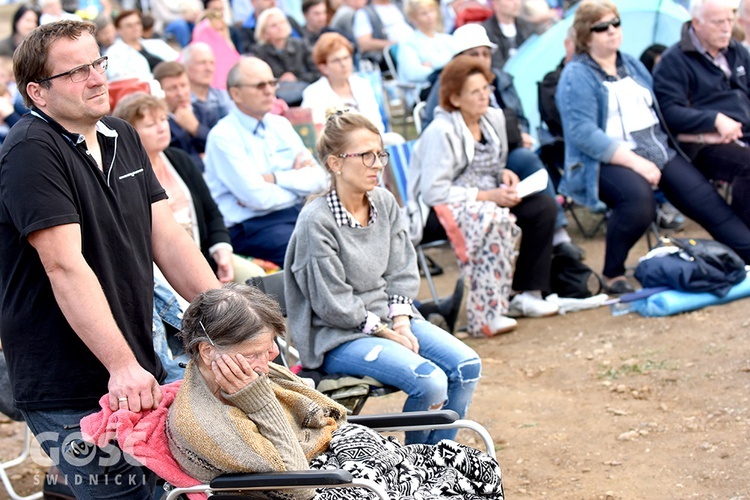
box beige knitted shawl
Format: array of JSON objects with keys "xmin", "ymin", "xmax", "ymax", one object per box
[{"xmin": 167, "ymin": 361, "xmax": 347, "ymax": 492}]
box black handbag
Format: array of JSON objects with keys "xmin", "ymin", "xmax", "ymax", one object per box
[
  {"xmin": 550, "ymin": 251, "xmax": 602, "ymax": 298},
  {"xmin": 634, "ymin": 238, "xmax": 747, "ymax": 297}
]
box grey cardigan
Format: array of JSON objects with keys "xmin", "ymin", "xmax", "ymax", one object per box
[
  {"xmin": 407, "ymin": 106, "xmax": 509, "ymax": 243},
  {"xmin": 284, "ymin": 188, "xmax": 421, "ymax": 369}
]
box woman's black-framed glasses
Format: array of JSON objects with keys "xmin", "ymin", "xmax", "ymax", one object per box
[
  {"xmin": 590, "ymin": 17, "xmax": 620, "ymax": 33},
  {"xmin": 338, "ymin": 151, "xmax": 390, "ymax": 168},
  {"xmin": 36, "ymin": 56, "xmax": 108, "ymax": 84}
]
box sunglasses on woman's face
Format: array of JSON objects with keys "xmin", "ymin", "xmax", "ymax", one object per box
[{"xmin": 590, "ymin": 17, "xmax": 621, "ymax": 33}]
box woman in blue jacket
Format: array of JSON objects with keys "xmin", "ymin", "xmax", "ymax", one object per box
[{"xmin": 556, "ymin": 0, "xmax": 750, "ymax": 294}]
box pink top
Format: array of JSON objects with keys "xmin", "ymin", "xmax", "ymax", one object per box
[{"xmin": 190, "ymin": 20, "xmax": 241, "ymax": 90}]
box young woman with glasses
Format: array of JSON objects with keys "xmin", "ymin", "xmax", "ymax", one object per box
[{"xmin": 284, "ymin": 110, "xmax": 482, "ymax": 445}]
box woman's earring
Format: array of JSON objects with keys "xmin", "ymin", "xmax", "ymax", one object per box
[{"xmin": 335, "ymin": 171, "xmax": 342, "ymax": 175}]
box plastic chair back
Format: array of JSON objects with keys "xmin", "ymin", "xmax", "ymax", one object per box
[{"xmin": 108, "ymin": 78, "xmax": 151, "ymax": 111}]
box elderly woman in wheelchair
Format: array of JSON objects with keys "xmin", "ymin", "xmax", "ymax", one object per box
[{"xmin": 163, "ymin": 283, "xmax": 503, "ymax": 499}]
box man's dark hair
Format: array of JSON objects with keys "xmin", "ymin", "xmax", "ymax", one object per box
[
  {"xmin": 113, "ymin": 9, "xmax": 141, "ymax": 28},
  {"xmin": 302, "ymin": 0, "xmax": 325, "ymax": 15}
]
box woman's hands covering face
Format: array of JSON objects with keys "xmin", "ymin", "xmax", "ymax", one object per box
[{"xmin": 211, "ymin": 353, "xmax": 262, "ymax": 394}]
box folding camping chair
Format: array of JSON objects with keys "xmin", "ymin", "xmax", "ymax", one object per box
[
  {"xmin": 247, "ymin": 272, "xmax": 401, "ymax": 415},
  {"xmin": 383, "ymin": 140, "xmax": 456, "ymax": 306},
  {"xmin": 0, "ymin": 426, "xmax": 43, "ymax": 500},
  {"xmin": 0, "ymin": 354, "xmax": 42, "ymax": 500}
]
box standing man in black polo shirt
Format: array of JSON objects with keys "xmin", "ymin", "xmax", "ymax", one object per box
[{"xmin": 0, "ymin": 20, "xmax": 219, "ymax": 498}]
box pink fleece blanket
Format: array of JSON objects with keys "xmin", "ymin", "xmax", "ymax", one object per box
[{"xmin": 79, "ymin": 381, "xmax": 205, "ymax": 499}]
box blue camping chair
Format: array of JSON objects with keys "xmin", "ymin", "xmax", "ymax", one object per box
[{"xmin": 383, "ymin": 141, "xmax": 451, "ymax": 305}]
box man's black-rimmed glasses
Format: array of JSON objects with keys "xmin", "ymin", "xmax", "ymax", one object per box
[{"xmin": 35, "ymin": 56, "xmax": 108, "ymax": 84}]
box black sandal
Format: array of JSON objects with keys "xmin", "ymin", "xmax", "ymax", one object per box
[{"xmin": 603, "ymin": 279, "xmax": 635, "ymax": 295}]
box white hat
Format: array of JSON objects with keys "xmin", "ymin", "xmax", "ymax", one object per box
[{"xmin": 452, "ymin": 24, "xmax": 498, "ymax": 57}]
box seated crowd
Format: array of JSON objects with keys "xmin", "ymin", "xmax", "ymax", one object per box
[
  {"xmin": 1, "ymin": 0, "xmax": 748, "ymax": 323},
  {"xmin": 2, "ymin": 0, "xmax": 746, "ymax": 332}
]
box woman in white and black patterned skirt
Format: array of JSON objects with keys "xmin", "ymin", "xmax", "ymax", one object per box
[{"xmin": 410, "ymin": 56, "xmax": 560, "ymax": 338}]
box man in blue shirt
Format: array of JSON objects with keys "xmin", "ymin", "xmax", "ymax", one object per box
[
  {"xmin": 154, "ymin": 60, "xmax": 218, "ymax": 170},
  {"xmin": 204, "ymin": 57, "xmax": 328, "ymax": 266},
  {"xmin": 182, "ymin": 42, "xmax": 233, "ymax": 120}
]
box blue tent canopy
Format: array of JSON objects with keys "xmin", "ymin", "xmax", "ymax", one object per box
[{"xmin": 503, "ymin": 0, "xmax": 690, "ymax": 142}]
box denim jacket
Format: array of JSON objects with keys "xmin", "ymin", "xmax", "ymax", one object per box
[
  {"xmin": 555, "ymin": 52, "xmax": 656, "ymax": 209},
  {"xmin": 153, "ymin": 279, "xmax": 185, "ymax": 383}
]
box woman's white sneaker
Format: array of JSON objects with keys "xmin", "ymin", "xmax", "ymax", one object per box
[
  {"xmin": 507, "ymin": 291, "xmax": 560, "ymax": 318},
  {"xmin": 477, "ymin": 315, "xmax": 518, "ymax": 337}
]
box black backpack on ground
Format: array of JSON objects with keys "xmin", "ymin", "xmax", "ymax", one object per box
[{"xmin": 550, "ymin": 250, "xmax": 602, "ymax": 298}]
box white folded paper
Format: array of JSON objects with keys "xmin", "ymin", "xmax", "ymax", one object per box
[{"xmin": 515, "ymin": 169, "xmax": 549, "ymax": 199}]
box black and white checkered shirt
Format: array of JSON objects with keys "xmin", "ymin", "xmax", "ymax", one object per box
[
  {"xmin": 326, "ymin": 189, "xmax": 378, "ymax": 228},
  {"xmin": 325, "ymin": 190, "xmax": 412, "ymax": 332}
]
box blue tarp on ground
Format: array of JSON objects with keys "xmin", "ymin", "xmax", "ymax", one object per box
[
  {"xmin": 504, "ymin": 0, "xmax": 690, "ymax": 141},
  {"xmin": 627, "ymin": 274, "xmax": 750, "ymax": 317}
]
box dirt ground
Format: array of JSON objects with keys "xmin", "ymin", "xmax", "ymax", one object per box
[
  {"xmin": 2, "ymin": 218, "xmax": 749, "ymax": 499},
  {"xmin": 393, "ymin": 218, "xmax": 750, "ymax": 500}
]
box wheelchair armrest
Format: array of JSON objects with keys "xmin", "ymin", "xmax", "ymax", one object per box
[
  {"xmin": 210, "ymin": 469, "xmax": 354, "ymax": 489},
  {"xmin": 349, "ymin": 409, "xmax": 459, "ymax": 428}
]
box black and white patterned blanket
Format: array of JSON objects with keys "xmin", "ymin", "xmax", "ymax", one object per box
[{"xmin": 309, "ymin": 423, "xmax": 504, "ymax": 499}]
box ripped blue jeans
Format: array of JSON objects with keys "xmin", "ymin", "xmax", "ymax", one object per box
[{"xmin": 322, "ymin": 319, "xmax": 481, "ymax": 445}]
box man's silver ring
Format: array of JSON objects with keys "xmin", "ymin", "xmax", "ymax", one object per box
[{"xmin": 118, "ymin": 397, "xmax": 128, "ymax": 402}]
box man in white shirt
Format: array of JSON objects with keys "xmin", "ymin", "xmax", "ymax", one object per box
[
  {"xmin": 353, "ymin": 0, "xmax": 413, "ymax": 65},
  {"xmin": 204, "ymin": 57, "xmax": 328, "ymax": 266}
]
